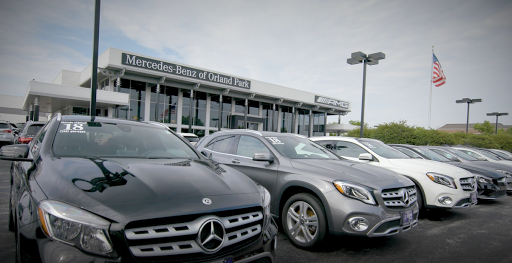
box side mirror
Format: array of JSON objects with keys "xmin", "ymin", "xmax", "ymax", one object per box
[
  {"xmin": 0, "ymin": 144, "xmax": 32, "ymax": 161},
  {"xmin": 253, "ymin": 152, "xmax": 274, "ymax": 163},
  {"xmin": 200, "ymin": 151, "xmax": 208, "ymax": 157},
  {"xmin": 359, "ymin": 153, "xmax": 374, "ymax": 161},
  {"xmin": 477, "ymin": 157, "xmax": 487, "ymax": 161},
  {"xmin": 449, "ymin": 156, "xmax": 461, "ymax": 162}
]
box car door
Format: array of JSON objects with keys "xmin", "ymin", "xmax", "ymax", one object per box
[{"xmin": 229, "ymin": 135, "xmax": 280, "ymax": 212}]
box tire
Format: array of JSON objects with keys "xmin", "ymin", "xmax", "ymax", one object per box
[{"xmin": 281, "ymin": 193, "xmax": 327, "ymax": 249}]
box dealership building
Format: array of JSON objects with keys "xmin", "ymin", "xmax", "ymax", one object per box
[{"xmin": 17, "ymin": 48, "xmax": 352, "ymax": 137}]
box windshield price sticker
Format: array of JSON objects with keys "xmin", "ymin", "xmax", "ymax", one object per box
[
  {"xmin": 60, "ymin": 121, "xmax": 87, "ymax": 134},
  {"xmin": 266, "ymin": 137, "xmax": 284, "ymax": 145},
  {"xmin": 362, "ymin": 142, "xmax": 377, "ymax": 149}
]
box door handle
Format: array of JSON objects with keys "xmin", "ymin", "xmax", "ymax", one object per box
[{"xmin": 231, "ymin": 159, "xmax": 240, "ymax": 164}]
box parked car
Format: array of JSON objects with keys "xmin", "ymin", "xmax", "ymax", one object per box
[
  {"xmin": 12, "ymin": 120, "xmax": 46, "ymax": 144},
  {"xmin": 489, "ymin": 149, "xmax": 512, "ymax": 160},
  {"xmin": 478, "ymin": 148, "xmax": 512, "ymax": 161},
  {"xmin": 196, "ymin": 130, "xmax": 419, "ymax": 249},
  {"xmin": 310, "ymin": 137, "xmax": 478, "ymax": 211},
  {"xmin": 177, "ymin": 132, "xmax": 200, "ymax": 145},
  {"xmin": 418, "ymin": 146, "xmax": 512, "ymax": 192},
  {"xmin": 452, "ymin": 146, "xmax": 512, "ymax": 166},
  {"xmin": 1, "ymin": 114, "xmax": 277, "ymax": 263},
  {"xmin": 389, "ymin": 144, "xmax": 507, "ymax": 200},
  {"xmin": 0, "ymin": 120, "xmax": 14, "ymax": 146}
]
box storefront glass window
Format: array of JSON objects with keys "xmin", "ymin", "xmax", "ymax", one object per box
[
  {"xmin": 164, "ymin": 86, "xmax": 178, "ymax": 124},
  {"xmin": 149, "ymin": 85, "xmax": 166, "ymax": 122},
  {"xmin": 280, "ymin": 106, "xmax": 293, "ymax": 133},
  {"xmin": 234, "ymin": 99, "xmax": 245, "ymax": 114},
  {"xmin": 312, "ymin": 112, "xmax": 325, "ymax": 136},
  {"xmin": 248, "ymin": 100, "xmax": 259, "ymax": 115},
  {"xmin": 262, "ymin": 103, "xmax": 277, "ymax": 132},
  {"xmin": 130, "ymin": 100, "xmax": 145, "ymax": 121},
  {"xmin": 297, "ymin": 109, "xmax": 310, "ymax": 136}
]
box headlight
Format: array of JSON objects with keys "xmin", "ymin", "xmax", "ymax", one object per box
[
  {"xmin": 476, "ymin": 175, "xmax": 493, "ymax": 184},
  {"xmin": 333, "ymin": 181, "xmax": 376, "ymax": 205},
  {"xmin": 426, "ymin": 173, "xmax": 457, "ymax": 189},
  {"xmin": 38, "ymin": 200, "xmax": 113, "ymax": 255},
  {"xmin": 257, "ymin": 185, "xmax": 271, "ymax": 219}
]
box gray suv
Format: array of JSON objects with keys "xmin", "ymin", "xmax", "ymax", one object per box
[{"xmin": 196, "ymin": 131, "xmax": 419, "ymax": 249}]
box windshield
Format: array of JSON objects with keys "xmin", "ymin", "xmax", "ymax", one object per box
[
  {"xmin": 414, "ymin": 147, "xmax": 451, "ymax": 162},
  {"xmin": 473, "ymin": 149, "xmax": 501, "ymax": 160},
  {"xmin": 53, "ymin": 121, "xmax": 199, "ymax": 159},
  {"xmin": 490, "ymin": 150, "xmax": 512, "ymax": 160},
  {"xmin": 444, "ymin": 148, "xmax": 479, "ymax": 161},
  {"xmin": 358, "ymin": 139, "xmax": 409, "ymax": 159},
  {"xmin": 265, "ymin": 136, "xmax": 339, "ymax": 159}
]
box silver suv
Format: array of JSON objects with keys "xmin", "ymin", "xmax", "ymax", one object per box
[
  {"xmin": 0, "ymin": 121, "xmax": 14, "ymax": 146},
  {"xmin": 196, "ymin": 130, "xmax": 419, "ymax": 249}
]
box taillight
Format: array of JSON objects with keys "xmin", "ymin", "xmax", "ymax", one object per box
[
  {"xmin": 3, "ymin": 130, "xmax": 11, "ymax": 133},
  {"xmin": 18, "ymin": 137, "xmax": 32, "ymax": 144}
]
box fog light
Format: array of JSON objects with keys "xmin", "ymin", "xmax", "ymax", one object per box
[
  {"xmin": 348, "ymin": 217, "xmax": 369, "ymax": 231},
  {"xmin": 438, "ymin": 196, "xmax": 452, "ymax": 205}
]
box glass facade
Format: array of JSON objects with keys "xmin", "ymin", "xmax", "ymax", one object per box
[
  {"xmin": 280, "ymin": 106, "xmax": 293, "ymax": 133},
  {"xmin": 297, "ymin": 109, "xmax": 310, "ymax": 136},
  {"xmin": 110, "ymin": 78, "xmax": 330, "ymax": 137}
]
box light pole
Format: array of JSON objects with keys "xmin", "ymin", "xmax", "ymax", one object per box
[
  {"xmin": 347, "ymin": 51, "xmax": 385, "ymax": 138},
  {"xmin": 486, "ymin": 112, "xmax": 508, "ymax": 134},
  {"xmin": 456, "ymin": 98, "xmax": 482, "ymax": 133}
]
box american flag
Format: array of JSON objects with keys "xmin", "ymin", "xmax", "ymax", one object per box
[{"xmin": 432, "ymin": 54, "xmax": 446, "ymax": 87}]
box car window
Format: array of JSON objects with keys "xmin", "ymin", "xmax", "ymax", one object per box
[
  {"xmin": 265, "ymin": 136, "xmax": 338, "ymax": 159},
  {"xmin": 333, "ymin": 141, "xmax": 368, "ymax": 158},
  {"xmin": 357, "ymin": 139, "xmax": 409, "ymax": 159},
  {"xmin": 52, "ymin": 121, "xmax": 199, "ymax": 159},
  {"xmin": 236, "ymin": 136, "xmax": 270, "ymax": 158},
  {"xmin": 210, "ymin": 135, "xmax": 237, "ymax": 154},
  {"xmin": 429, "ymin": 149, "xmax": 459, "ymax": 161},
  {"xmin": 26, "ymin": 124, "xmax": 44, "ymax": 136},
  {"xmin": 30, "ymin": 121, "xmax": 51, "ymax": 157},
  {"xmin": 414, "ymin": 147, "xmax": 450, "ymax": 162},
  {"xmin": 394, "ymin": 147, "xmax": 422, "ymax": 159},
  {"xmin": 314, "ymin": 140, "xmax": 335, "ymax": 150},
  {"xmin": 0, "ymin": 123, "xmax": 10, "ymax": 129}
]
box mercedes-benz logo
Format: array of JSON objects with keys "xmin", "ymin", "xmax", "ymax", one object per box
[
  {"xmin": 401, "ymin": 189, "xmax": 411, "ymax": 207},
  {"xmin": 202, "ymin": 198, "xmax": 212, "ymax": 205},
  {"xmin": 197, "ymin": 219, "xmax": 225, "ymax": 253}
]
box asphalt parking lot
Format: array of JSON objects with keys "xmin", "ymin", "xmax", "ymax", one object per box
[{"xmin": 1, "ymin": 159, "xmax": 511, "ymax": 263}]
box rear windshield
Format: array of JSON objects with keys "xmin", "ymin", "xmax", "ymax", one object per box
[
  {"xmin": 0, "ymin": 124, "xmax": 9, "ymax": 129},
  {"xmin": 53, "ymin": 121, "xmax": 199, "ymax": 159},
  {"xmin": 26, "ymin": 124, "xmax": 44, "ymax": 136}
]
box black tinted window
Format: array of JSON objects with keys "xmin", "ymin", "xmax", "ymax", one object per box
[
  {"xmin": 26, "ymin": 124, "xmax": 44, "ymax": 136},
  {"xmin": 0, "ymin": 123, "xmax": 9, "ymax": 129}
]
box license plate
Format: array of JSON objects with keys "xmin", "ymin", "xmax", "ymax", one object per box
[
  {"xmin": 470, "ymin": 192, "xmax": 477, "ymax": 203},
  {"xmin": 402, "ymin": 210, "xmax": 414, "ymax": 225}
]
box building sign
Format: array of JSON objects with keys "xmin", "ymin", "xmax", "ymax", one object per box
[
  {"xmin": 122, "ymin": 53, "xmax": 251, "ymax": 89},
  {"xmin": 315, "ymin": 96, "xmax": 350, "ymax": 109}
]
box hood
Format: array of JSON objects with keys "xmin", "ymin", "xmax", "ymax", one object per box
[
  {"xmin": 449, "ymin": 162, "xmax": 506, "ymax": 179},
  {"xmin": 289, "ymin": 159, "xmax": 413, "ymax": 189},
  {"xmin": 36, "ymin": 157, "xmax": 262, "ymax": 225},
  {"xmin": 384, "ymin": 158, "xmax": 473, "ymax": 178},
  {"xmin": 471, "ymin": 161, "xmax": 512, "ymax": 173}
]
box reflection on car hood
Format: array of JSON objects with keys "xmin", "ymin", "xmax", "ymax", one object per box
[
  {"xmin": 37, "ymin": 158, "xmax": 261, "ymax": 225},
  {"xmin": 290, "ymin": 159, "xmax": 413, "ymax": 189},
  {"xmin": 449, "ymin": 162, "xmax": 506, "ymax": 179}
]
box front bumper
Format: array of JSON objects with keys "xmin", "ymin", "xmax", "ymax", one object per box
[
  {"xmin": 36, "ymin": 218, "xmax": 278, "ymax": 263},
  {"xmin": 323, "ymin": 190, "xmax": 419, "ymax": 237},
  {"xmin": 477, "ymin": 182, "xmax": 507, "ymax": 200}
]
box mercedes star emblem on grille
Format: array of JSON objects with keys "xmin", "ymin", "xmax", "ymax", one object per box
[
  {"xmin": 197, "ymin": 219, "xmax": 225, "ymax": 253},
  {"xmin": 401, "ymin": 189, "xmax": 411, "ymax": 207},
  {"xmin": 202, "ymin": 198, "xmax": 212, "ymax": 205}
]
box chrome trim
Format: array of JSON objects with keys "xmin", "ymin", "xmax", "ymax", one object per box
[
  {"xmin": 366, "ymin": 211, "xmax": 419, "ymax": 237},
  {"xmin": 459, "ymin": 177, "xmax": 477, "ymax": 191},
  {"xmin": 381, "ymin": 187, "xmax": 417, "ymax": 208}
]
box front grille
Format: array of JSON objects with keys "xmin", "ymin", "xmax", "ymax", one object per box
[
  {"xmin": 381, "ymin": 186, "xmax": 417, "ymax": 209},
  {"xmin": 124, "ymin": 208, "xmax": 263, "ymax": 261},
  {"xmin": 460, "ymin": 177, "xmax": 476, "ymax": 191}
]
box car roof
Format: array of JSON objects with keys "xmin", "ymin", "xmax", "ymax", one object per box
[
  {"xmin": 209, "ymin": 130, "xmax": 308, "ymax": 138},
  {"xmin": 60, "ymin": 115, "xmax": 165, "ymax": 128}
]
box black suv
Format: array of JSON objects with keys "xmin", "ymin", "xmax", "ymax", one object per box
[{"xmin": 1, "ymin": 115, "xmax": 277, "ymax": 263}]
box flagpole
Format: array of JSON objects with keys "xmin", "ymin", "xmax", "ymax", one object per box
[{"xmin": 429, "ymin": 46, "xmax": 434, "ymax": 129}]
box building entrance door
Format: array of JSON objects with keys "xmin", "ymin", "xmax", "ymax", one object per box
[{"xmin": 247, "ymin": 122, "xmax": 260, "ymax": 131}]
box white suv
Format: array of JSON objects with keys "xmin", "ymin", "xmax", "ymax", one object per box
[{"xmin": 310, "ymin": 137, "xmax": 477, "ymax": 210}]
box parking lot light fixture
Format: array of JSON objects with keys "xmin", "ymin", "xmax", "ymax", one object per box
[
  {"xmin": 486, "ymin": 112, "xmax": 509, "ymax": 134},
  {"xmin": 347, "ymin": 51, "xmax": 385, "ymax": 138},
  {"xmin": 456, "ymin": 98, "xmax": 482, "ymax": 133}
]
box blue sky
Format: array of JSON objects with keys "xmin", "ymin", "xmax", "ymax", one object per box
[{"xmin": 1, "ymin": 0, "xmax": 511, "ymax": 129}]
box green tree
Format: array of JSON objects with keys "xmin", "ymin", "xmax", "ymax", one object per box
[
  {"xmin": 371, "ymin": 120, "xmax": 415, "ymax": 144},
  {"xmin": 473, "ymin": 121, "xmax": 494, "ymax": 135}
]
